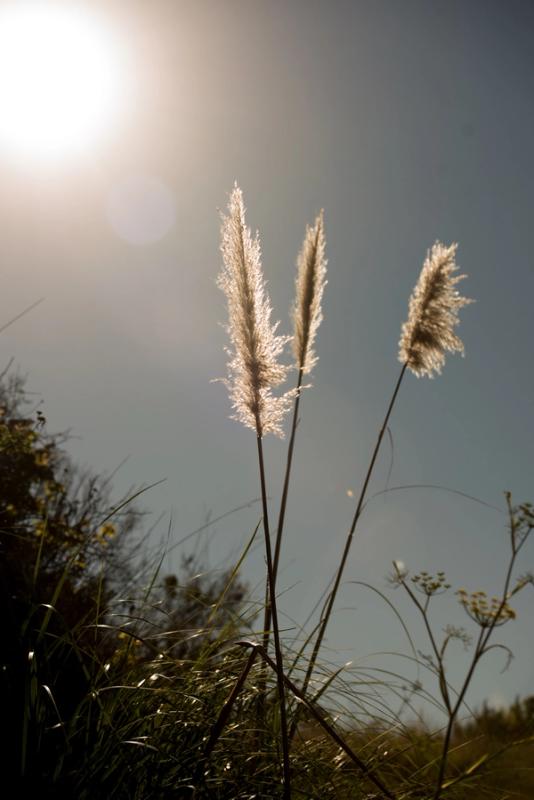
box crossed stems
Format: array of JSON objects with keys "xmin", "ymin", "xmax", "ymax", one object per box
[
  {"xmin": 263, "ymin": 357, "xmax": 407, "ymax": 741},
  {"xmin": 289, "ymin": 363, "xmax": 407, "ymax": 739},
  {"xmin": 255, "ymin": 430, "xmax": 291, "ymax": 799},
  {"xmin": 203, "ymin": 641, "xmax": 396, "ymax": 800},
  {"xmin": 209, "ymin": 371, "xmax": 526, "ymax": 799},
  {"xmin": 262, "ymin": 367, "xmax": 304, "ymax": 651}
]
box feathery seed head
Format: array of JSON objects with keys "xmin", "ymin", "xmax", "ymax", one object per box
[
  {"xmin": 399, "ymin": 242, "xmax": 473, "ymax": 378},
  {"xmin": 218, "ymin": 185, "xmax": 292, "ymax": 437},
  {"xmin": 292, "ymin": 210, "xmax": 327, "ymax": 374}
]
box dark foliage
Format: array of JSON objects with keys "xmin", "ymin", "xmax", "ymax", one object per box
[{"xmin": 0, "ymin": 371, "xmax": 248, "ymax": 796}]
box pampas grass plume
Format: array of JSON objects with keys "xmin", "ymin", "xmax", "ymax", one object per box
[
  {"xmin": 292, "ymin": 210, "xmax": 327, "ymax": 374},
  {"xmin": 218, "ymin": 185, "xmax": 292, "ymax": 437},
  {"xmin": 399, "ymin": 241, "xmax": 473, "ymax": 378}
]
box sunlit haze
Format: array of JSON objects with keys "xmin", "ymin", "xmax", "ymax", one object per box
[
  {"xmin": 0, "ymin": 2, "xmax": 124, "ymax": 161},
  {"xmin": 1, "ymin": 0, "xmax": 533, "ymax": 719}
]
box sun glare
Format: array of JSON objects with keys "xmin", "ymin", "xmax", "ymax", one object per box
[{"xmin": 0, "ymin": 3, "xmax": 124, "ymax": 161}]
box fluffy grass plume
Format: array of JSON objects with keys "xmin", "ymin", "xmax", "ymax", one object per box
[
  {"xmin": 292, "ymin": 209, "xmax": 327, "ymax": 374},
  {"xmin": 399, "ymin": 241, "xmax": 473, "ymax": 378},
  {"xmin": 218, "ymin": 185, "xmax": 292, "ymax": 437}
]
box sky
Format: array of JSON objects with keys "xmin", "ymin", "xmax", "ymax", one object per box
[{"xmin": 1, "ymin": 0, "xmax": 533, "ymax": 721}]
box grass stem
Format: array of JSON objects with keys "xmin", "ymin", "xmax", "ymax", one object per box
[
  {"xmin": 256, "ymin": 433, "xmax": 291, "ymax": 798},
  {"xmin": 262, "ymin": 368, "xmax": 304, "ymax": 653},
  {"xmin": 291, "ymin": 363, "xmax": 407, "ymax": 739}
]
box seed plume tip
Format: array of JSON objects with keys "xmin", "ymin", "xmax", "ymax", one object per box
[
  {"xmin": 217, "ymin": 184, "xmax": 293, "ymax": 437},
  {"xmin": 292, "ymin": 209, "xmax": 328, "ymax": 375},
  {"xmin": 399, "ymin": 241, "xmax": 473, "ymax": 379}
]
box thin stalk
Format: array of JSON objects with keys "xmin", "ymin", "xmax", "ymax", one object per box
[
  {"xmin": 400, "ymin": 581, "xmax": 452, "ymax": 714},
  {"xmin": 273, "ymin": 368, "xmax": 305, "ymax": 593},
  {"xmin": 256, "ymin": 433, "xmax": 291, "ymax": 799},
  {"xmin": 0, "ymin": 297, "xmax": 44, "ymax": 335},
  {"xmin": 241, "ymin": 642, "xmax": 396, "ymax": 800},
  {"xmin": 432, "ymin": 525, "xmax": 523, "ymax": 800},
  {"xmin": 263, "ymin": 213, "xmax": 323, "ymax": 652},
  {"xmin": 203, "ymin": 648, "xmax": 258, "ymax": 761},
  {"xmin": 291, "ymin": 363, "xmax": 407, "ymax": 740},
  {"xmin": 432, "ymin": 626, "xmax": 485, "ymax": 800},
  {"xmin": 262, "ymin": 368, "xmax": 304, "ymax": 653}
]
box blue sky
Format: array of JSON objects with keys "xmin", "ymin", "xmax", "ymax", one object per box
[{"xmin": 1, "ymin": 0, "xmax": 533, "ymax": 719}]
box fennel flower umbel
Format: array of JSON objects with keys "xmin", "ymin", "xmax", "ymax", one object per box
[
  {"xmin": 399, "ymin": 242, "xmax": 473, "ymax": 378},
  {"xmin": 218, "ymin": 185, "xmax": 292, "ymax": 437},
  {"xmin": 292, "ymin": 210, "xmax": 327, "ymax": 374}
]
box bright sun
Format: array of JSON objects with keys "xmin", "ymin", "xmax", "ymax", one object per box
[{"xmin": 0, "ymin": 3, "xmax": 124, "ymax": 161}]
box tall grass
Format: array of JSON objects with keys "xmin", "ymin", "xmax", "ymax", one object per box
[{"xmin": 2, "ymin": 195, "xmax": 533, "ymax": 799}]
